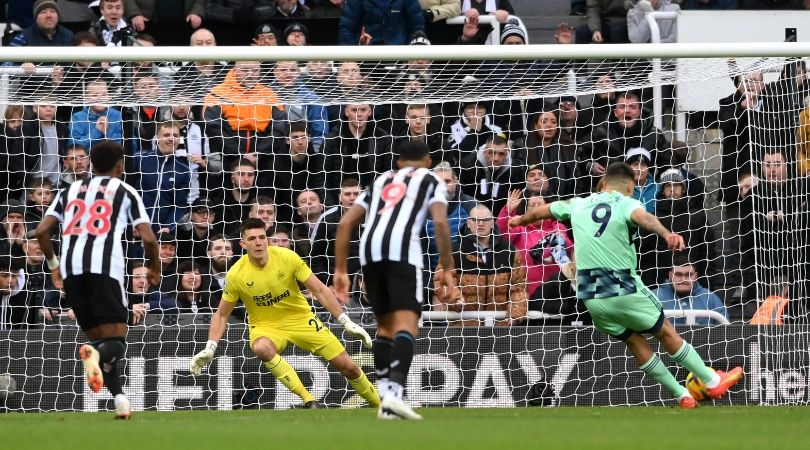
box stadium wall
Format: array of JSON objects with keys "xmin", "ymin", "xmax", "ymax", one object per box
[{"xmin": 0, "ymin": 326, "xmax": 804, "ymax": 411}]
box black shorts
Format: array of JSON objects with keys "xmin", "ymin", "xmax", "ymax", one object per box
[
  {"xmin": 63, "ymin": 274, "xmax": 128, "ymax": 330},
  {"xmin": 361, "ymin": 261, "xmax": 423, "ymax": 317}
]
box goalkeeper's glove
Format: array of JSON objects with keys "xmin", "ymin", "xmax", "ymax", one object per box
[
  {"xmin": 337, "ymin": 313, "xmax": 373, "ymax": 348},
  {"xmin": 189, "ymin": 340, "xmax": 217, "ymax": 375}
]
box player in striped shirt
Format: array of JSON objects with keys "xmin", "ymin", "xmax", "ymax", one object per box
[
  {"xmin": 334, "ymin": 140, "xmax": 457, "ymax": 420},
  {"xmin": 36, "ymin": 141, "xmax": 161, "ymax": 419}
]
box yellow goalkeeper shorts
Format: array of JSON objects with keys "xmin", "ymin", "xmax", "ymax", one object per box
[{"xmin": 249, "ymin": 313, "xmax": 346, "ymax": 361}]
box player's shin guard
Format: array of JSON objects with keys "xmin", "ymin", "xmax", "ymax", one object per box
[
  {"xmin": 639, "ymin": 354, "xmax": 689, "ymax": 398},
  {"xmin": 348, "ymin": 372, "xmax": 381, "ymax": 407},
  {"xmin": 264, "ymin": 354, "xmax": 315, "ymax": 404},
  {"xmin": 373, "ymin": 337, "xmax": 394, "ymax": 396},
  {"xmin": 388, "ymin": 331, "xmax": 415, "ymax": 399},
  {"xmin": 669, "ymin": 341, "xmax": 719, "ymax": 386},
  {"xmin": 94, "ymin": 338, "xmax": 126, "ymax": 397}
]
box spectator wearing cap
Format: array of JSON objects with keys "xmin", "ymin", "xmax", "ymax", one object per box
[
  {"xmin": 500, "ymin": 16, "xmax": 527, "ymax": 44},
  {"xmin": 276, "ymin": 0, "xmax": 313, "ymax": 18},
  {"xmin": 578, "ymin": 90, "xmax": 671, "ymax": 192},
  {"xmin": 252, "ymin": 23, "xmax": 278, "ymax": 46},
  {"xmin": 0, "ymin": 200, "xmax": 28, "ymax": 252},
  {"xmin": 157, "ymin": 232, "xmax": 179, "ymax": 277},
  {"xmin": 458, "ymin": 133, "xmax": 526, "ymax": 215},
  {"xmin": 640, "ymin": 167, "xmax": 717, "ymax": 285},
  {"xmin": 131, "ymin": 121, "xmax": 191, "ymax": 231},
  {"xmin": 447, "ymin": 101, "xmax": 503, "ymax": 162},
  {"xmin": 524, "ymin": 106, "xmax": 577, "ymax": 198},
  {"xmin": 626, "ymin": 148, "xmax": 658, "ymax": 214},
  {"xmin": 338, "ymin": 0, "xmax": 426, "ymax": 46},
  {"xmin": 8, "ymin": 0, "xmax": 74, "ymax": 48},
  {"xmin": 176, "ymin": 198, "xmax": 218, "ymax": 264},
  {"xmin": 524, "ymin": 163, "xmax": 552, "ymax": 198},
  {"xmin": 283, "ymin": 22, "xmax": 310, "ymax": 46}
]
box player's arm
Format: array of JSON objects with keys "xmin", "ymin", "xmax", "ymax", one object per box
[
  {"xmin": 508, "ymin": 203, "xmax": 553, "ymax": 227},
  {"xmin": 333, "ymin": 203, "xmax": 366, "ymax": 303},
  {"xmin": 430, "ymin": 202, "xmax": 457, "ymax": 303},
  {"xmin": 134, "ymin": 223, "xmax": 162, "ymax": 286},
  {"xmin": 302, "ymin": 273, "xmax": 372, "ymax": 348},
  {"xmin": 35, "ymin": 215, "xmax": 63, "ymax": 289},
  {"xmin": 630, "ymin": 208, "xmax": 685, "ymax": 251},
  {"xmin": 190, "ymin": 291, "xmax": 236, "ymax": 375}
]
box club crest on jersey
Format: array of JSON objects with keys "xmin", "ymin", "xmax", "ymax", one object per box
[
  {"xmin": 246, "ymin": 281, "xmax": 254, "ymax": 287},
  {"xmin": 277, "ymin": 271, "xmax": 285, "ymax": 279}
]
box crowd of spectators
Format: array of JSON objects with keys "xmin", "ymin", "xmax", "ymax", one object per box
[{"xmin": 0, "ymin": 0, "xmax": 809, "ymax": 330}]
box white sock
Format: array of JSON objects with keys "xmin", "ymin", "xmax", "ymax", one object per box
[
  {"xmin": 378, "ymin": 380, "xmax": 390, "ymax": 399},
  {"xmin": 387, "ymin": 381, "xmax": 404, "ymax": 400},
  {"xmin": 703, "ymin": 372, "xmax": 722, "ymax": 389}
]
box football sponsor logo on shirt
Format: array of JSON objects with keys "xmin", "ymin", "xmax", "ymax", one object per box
[{"xmin": 253, "ymin": 289, "xmax": 291, "ymax": 306}]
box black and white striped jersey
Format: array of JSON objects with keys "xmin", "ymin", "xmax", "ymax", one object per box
[
  {"xmin": 357, "ymin": 167, "xmax": 448, "ymax": 269},
  {"xmin": 45, "ymin": 176, "xmax": 150, "ymax": 285}
]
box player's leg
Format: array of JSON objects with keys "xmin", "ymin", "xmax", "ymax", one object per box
[
  {"xmin": 361, "ymin": 263, "xmax": 395, "ymax": 396},
  {"xmin": 86, "ymin": 323, "xmax": 131, "ymax": 418},
  {"xmin": 377, "ymin": 309, "xmax": 419, "ymax": 402},
  {"xmin": 326, "ymin": 352, "xmax": 380, "ymax": 408},
  {"xmin": 588, "ymin": 294, "xmax": 694, "ymax": 407},
  {"xmin": 653, "ymin": 320, "xmax": 743, "ymax": 399},
  {"xmin": 251, "ymin": 334, "xmax": 317, "ymax": 406}
]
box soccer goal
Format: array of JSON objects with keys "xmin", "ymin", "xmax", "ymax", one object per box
[{"xmin": 0, "ymin": 42, "xmax": 808, "ymax": 412}]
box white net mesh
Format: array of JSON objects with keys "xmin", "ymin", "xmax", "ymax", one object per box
[{"xmin": 0, "ymin": 46, "xmax": 808, "ymax": 411}]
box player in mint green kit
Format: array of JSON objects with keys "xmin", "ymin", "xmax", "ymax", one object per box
[{"xmin": 510, "ymin": 162, "xmax": 743, "ymax": 409}]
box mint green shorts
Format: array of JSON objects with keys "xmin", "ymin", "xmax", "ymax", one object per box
[{"xmin": 584, "ymin": 284, "xmax": 664, "ymax": 341}]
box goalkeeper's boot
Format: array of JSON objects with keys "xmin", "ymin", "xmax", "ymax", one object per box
[
  {"xmin": 379, "ymin": 396, "xmax": 422, "ymax": 420},
  {"xmin": 705, "ymin": 367, "xmax": 744, "ymax": 400},
  {"xmin": 114, "ymin": 394, "xmax": 131, "ymax": 420},
  {"xmin": 79, "ymin": 344, "xmax": 103, "ymax": 393},
  {"xmin": 303, "ymin": 400, "xmax": 323, "ymax": 409},
  {"xmin": 679, "ymin": 396, "xmax": 697, "ymax": 409}
]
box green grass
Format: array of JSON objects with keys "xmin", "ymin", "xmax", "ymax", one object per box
[{"xmin": 2, "ymin": 406, "xmax": 808, "ymax": 450}]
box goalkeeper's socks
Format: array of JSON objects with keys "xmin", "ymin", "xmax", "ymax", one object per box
[
  {"xmin": 348, "ymin": 372, "xmax": 381, "ymax": 407},
  {"xmin": 389, "ymin": 331, "xmax": 415, "ymax": 387},
  {"xmin": 95, "ymin": 338, "xmax": 126, "ymax": 396},
  {"xmin": 264, "ymin": 354, "xmax": 315, "ymax": 404},
  {"xmin": 639, "ymin": 353, "xmax": 688, "ymax": 398},
  {"xmin": 669, "ymin": 341, "xmax": 721, "ymax": 388},
  {"xmin": 373, "ymin": 337, "xmax": 394, "ymax": 396}
]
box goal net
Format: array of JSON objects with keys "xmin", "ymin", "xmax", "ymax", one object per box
[{"xmin": 0, "ymin": 44, "xmax": 808, "ymax": 411}]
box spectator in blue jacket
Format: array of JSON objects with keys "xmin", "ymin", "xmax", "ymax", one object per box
[
  {"xmin": 625, "ymin": 147, "xmax": 658, "ymax": 214},
  {"xmin": 132, "ymin": 121, "xmax": 191, "ymax": 231},
  {"xmin": 338, "ymin": 0, "xmax": 426, "ymax": 46},
  {"xmin": 8, "ymin": 1, "xmax": 74, "ymax": 48},
  {"xmin": 655, "ymin": 256, "xmax": 728, "ymax": 326},
  {"xmin": 69, "ymin": 79, "xmax": 123, "ymax": 149},
  {"xmin": 269, "ymin": 61, "xmax": 328, "ymax": 152}
]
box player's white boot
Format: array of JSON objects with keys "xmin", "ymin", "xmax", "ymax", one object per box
[
  {"xmin": 378, "ymin": 395, "xmax": 422, "ymax": 420},
  {"xmin": 114, "ymin": 394, "xmax": 131, "ymax": 420}
]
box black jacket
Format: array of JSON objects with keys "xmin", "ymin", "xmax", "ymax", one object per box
[
  {"xmin": 323, "ymin": 123, "xmax": 392, "ymax": 204},
  {"xmin": 310, "ymin": 206, "xmax": 361, "ymax": 285},
  {"xmin": 271, "ymin": 144, "xmax": 326, "ymax": 225}
]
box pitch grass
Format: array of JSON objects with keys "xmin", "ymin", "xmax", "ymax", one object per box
[{"xmin": 2, "ymin": 406, "xmax": 808, "ymax": 450}]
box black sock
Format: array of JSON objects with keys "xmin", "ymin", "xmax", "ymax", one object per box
[
  {"xmin": 95, "ymin": 338, "xmax": 126, "ymax": 396},
  {"xmin": 373, "ymin": 337, "xmax": 394, "ymax": 383},
  {"xmin": 389, "ymin": 331, "xmax": 415, "ymax": 387}
]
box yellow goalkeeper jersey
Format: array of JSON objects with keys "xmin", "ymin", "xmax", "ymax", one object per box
[{"xmin": 221, "ymin": 246, "xmax": 314, "ymax": 325}]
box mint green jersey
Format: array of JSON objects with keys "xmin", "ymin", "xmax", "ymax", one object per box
[{"xmin": 549, "ymin": 191, "xmax": 645, "ymax": 299}]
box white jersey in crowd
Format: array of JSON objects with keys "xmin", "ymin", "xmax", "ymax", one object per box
[
  {"xmin": 357, "ymin": 167, "xmax": 448, "ymax": 269},
  {"xmin": 45, "ymin": 176, "xmax": 150, "ymax": 287}
]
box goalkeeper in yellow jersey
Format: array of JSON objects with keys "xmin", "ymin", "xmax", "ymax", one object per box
[{"xmin": 189, "ymin": 218, "xmax": 380, "ymax": 408}]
